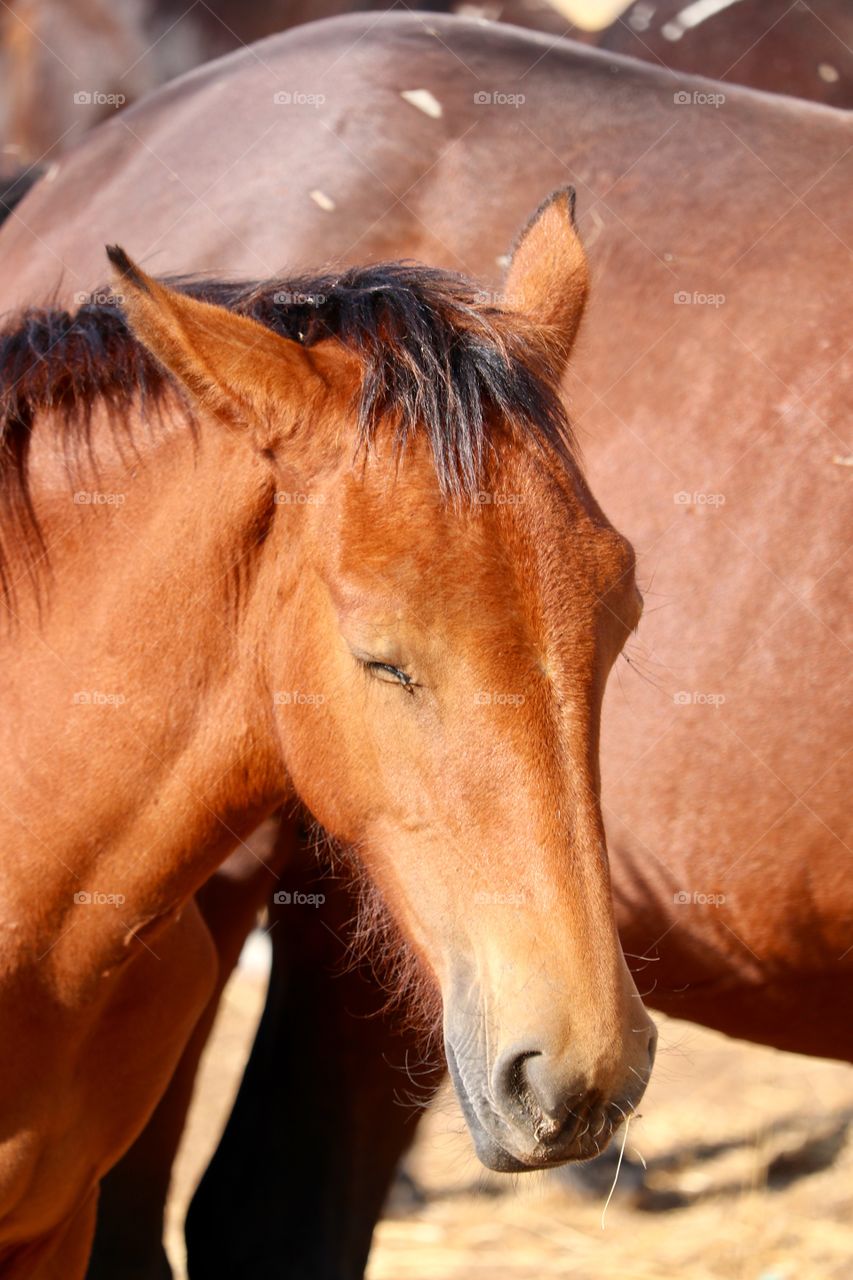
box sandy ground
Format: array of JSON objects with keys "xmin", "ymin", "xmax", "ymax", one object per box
[{"xmin": 165, "ymin": 947, "xmax": 852, "ymax": 1280}]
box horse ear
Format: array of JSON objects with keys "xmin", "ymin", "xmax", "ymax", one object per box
[
  {"xmin": 106, "ymin": 246, "xmax": 337, "ymax": 439},
  {"xmin": 503, "ymin": 188, "xmax": 589, "ymax": 376}
]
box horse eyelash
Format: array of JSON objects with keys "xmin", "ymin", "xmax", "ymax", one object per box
[{"xmin": 362, "ymin": 660, "xmax": 417, "ymax": 692}]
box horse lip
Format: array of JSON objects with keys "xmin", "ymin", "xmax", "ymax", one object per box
[
  {"xmin": 445, "ymin": 1036, "xmax": 597, "ymax": 1172},
  {"xmin": 445, "ymin": 1036, "xmax": 519, "ymax": 1167}
]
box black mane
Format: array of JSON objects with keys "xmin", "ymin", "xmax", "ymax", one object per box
[{"xmin": 0, "ymin": 262, "xmax": 573, "ymax": 596}]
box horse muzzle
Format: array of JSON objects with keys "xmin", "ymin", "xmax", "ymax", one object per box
[{"xmin": 445, "ymin": 1020, "xmax": 657, "ymax": 1172}]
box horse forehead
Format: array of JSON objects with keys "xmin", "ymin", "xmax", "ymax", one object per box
[
  {"xmin": 499, "ymin": 473, "xmax": 637, "ymax": 597},
  {"xmin": 328, "ymin": 464, "xmax": 632, "ymax": 604},
  {"xmin": 327, "ymin": 518, "xmax": 632, "ymax": 653}
]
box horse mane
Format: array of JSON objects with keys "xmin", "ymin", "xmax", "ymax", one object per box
[{"xmin": 0, "ymin": 261, "xmax": 574, "ymax": 599}]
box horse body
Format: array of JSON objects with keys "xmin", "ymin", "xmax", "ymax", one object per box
[
  {"xmin": 0, "ymin": 17, "xmax": 849, "ymax": 304},
  {"xmin": 0, "ymin": 0, "xmax": 594, "ymax": 165},
  {"xmin": 2, "ymin": 0, "xmax": 847, "ymax": 174}
]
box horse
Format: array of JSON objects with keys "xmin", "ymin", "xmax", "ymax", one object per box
[
  {"xmin": 3, "ymin": 0, "xmax": 848, "ymax": 177},
  {"xmin": 0, "ymin": 13, "xmax": 849, "ymax": 1277},
  {"xmin": 0, "ymin": 0, "xmax": 596, "ymax": 165},
  {"xmin": 597, "ymin": 0, "xmax": 853, "ymax": 106},
  {"xmin": 0, "ymin": 175, "xmax": 657, "ymax": 1275}
]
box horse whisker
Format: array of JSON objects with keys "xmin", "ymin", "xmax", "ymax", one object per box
[{"xmin": 600, "ymin": 1115, "xmax": 631, "ymax": 1230}]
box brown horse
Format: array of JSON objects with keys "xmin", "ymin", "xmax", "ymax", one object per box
[
  {"xmin": 3, "ymin": 0, "xmax": 848, "ymax": 177},
  {"xmin": 0, "ymin": 0, "xmax": 596, "ymax": 164},
  {"xmin": 0, "ymin": 178, "xmax": 656, "ymax": 1274},
  {"xmin": 598, "ymin": 0, "xmax": 853, "ymax": 106},
  {"xmin": 1, "ymin": 14, "xmax": 850, "ymax": 1277}
]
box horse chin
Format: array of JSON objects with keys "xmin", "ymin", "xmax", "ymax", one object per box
[
  {"xmin": 469, "ymin": 1128, "xmax": 535, "ymax": 1174},
  {"xmin": 462, "ymin": 1106, "xmax": 614, "ymax": 1173},
  {"xmin": 456, "ymin": 1094, "xmax": 610, "ymax": 1173}
]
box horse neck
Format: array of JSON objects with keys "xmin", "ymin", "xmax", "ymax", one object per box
[{"xmin": 0, "ymin": 402, "xmax": 287, "ymax": 928}]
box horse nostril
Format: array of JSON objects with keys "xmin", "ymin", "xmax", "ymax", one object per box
[
  {"xmin": 493, "ymin": 1046, "xmax": 543, "ymax": 1119},
  {"xmin": 493, "ymin": 1047, "xmax": 585, "ymax": 1140}
]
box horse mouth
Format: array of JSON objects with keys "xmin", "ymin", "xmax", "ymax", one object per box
[{"xmin": 445, "ymin": 1039, "xmax": 618, "ymax": 1172}]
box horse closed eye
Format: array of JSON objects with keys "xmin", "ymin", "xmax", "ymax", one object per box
[{"xmin": 365, "ymin": 661, "xmax": 415, "ymax": 691}]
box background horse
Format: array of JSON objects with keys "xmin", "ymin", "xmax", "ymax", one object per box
[
  {"xmin": 1, "ymin": 13, "xmax": 850, "ymax": 1278},
  {"xmin": 2, "ymin": 0, "xmax": 848, "ymax": 174},
  {"xmin": 0, "ymin": 0, "xmax": 596, "ymax": 164}
]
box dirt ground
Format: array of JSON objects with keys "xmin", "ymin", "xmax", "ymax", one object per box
[{"xmin": 165, "ymin": 944, "xmax": 852, "ymax": 1280}]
